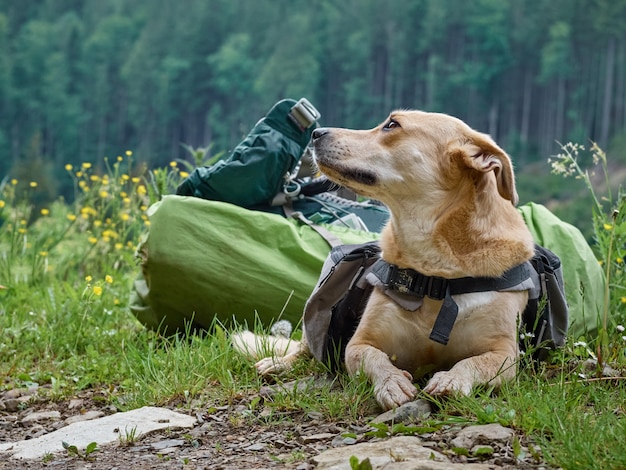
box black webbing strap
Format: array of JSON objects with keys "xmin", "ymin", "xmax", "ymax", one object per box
[{"xmin": 371, "ymin": 260, "xmax": 533, "ymax": 345}]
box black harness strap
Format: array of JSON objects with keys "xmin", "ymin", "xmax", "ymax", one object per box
[{"xmin": 371, "ymin": 260, "xmax": 534, "ymax": 345}]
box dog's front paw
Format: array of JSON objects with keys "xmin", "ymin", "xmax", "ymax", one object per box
[
  {"xmin": 423, "ymin": 370, "xmax": 473, "ymax": 396},
  {"xmin": 255, "ymin": 357, "xmax": 286, "ymax": 375},
  {"xmin": 373, "ymin": 370, "xmax": 417, "ymax": 411}
]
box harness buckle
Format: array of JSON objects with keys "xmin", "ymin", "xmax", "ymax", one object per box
[{"xmin": 389, "ymin": 266, "xmax": 415, "ymax": 294}]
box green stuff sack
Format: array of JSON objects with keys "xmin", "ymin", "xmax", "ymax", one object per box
[
  {"xmin": 130, "ymin": 195, "xmax": 378, "ymax": 333},
  {"xmin": 176, "ymin": 99, "xmax": 317, "ymax": 208},
  {"xmin": 519, "ymin": 202, "xmax": 605, "ymax": 338}
]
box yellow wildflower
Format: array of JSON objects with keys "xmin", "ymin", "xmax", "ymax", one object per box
[
  {"xmin": 11, "ymin": 179, "xmax": 17, "ymax": 185},
  {"xmin": 88, "ymin": 236, "xmax": 98, "ymax": 244},
  {"xmin": 0, "ymin": 200, "xmax": 5, "ymax": 208},
  {"xmin": 76, "ymin": 171, "xmax": 83, "ymax": 178},
  {"xmin": 121, "ymin": 213, "xmax": 130, "ymax": 221},
  {"xmin": 18, "ymin": 228, "xmax": 27, "ymax": 234},
  {"xmin": 121, "ymin": 174, "xmax": 130, "ymax": 181},
  {"xmin": 82, "ymin": 162, "xmax": 92, "ymax": 169},
  {"xmin": 90, "ymin": 175, "xmax": 100, "ymax": 182},
  {"xmin": 131, "ymin": 177, "xmax": 140, "ymax": 184},
  {"xmin": 137, "ymin": 185, "xmax": 147, "ymax": 196},
  {"xmin": 93, "ymin": 286, "xmax": 103, "ymax": 296},
  {"xmin": 94, "ymin": 220, "xmax": 102, "ymax": 227},
  {"xmin": 621, "ymin": 297, "xmax": 626, "ymax": 304},
  {"xmin": 617, "ymin": 257, "xmax": 624, "ymax": 264},
  {"xmin": 39, "ymin": 251, "xmax": 48, "ymax": 257},
  {"xmin": 67, "ymin": 214, "xmax": 77, "ymax": 221},
  {"xmin": 115, "ymin": 242, "xmax": 123, "ymax": 250},
  {"xmin": 100, "ymin": 190, "xmax": 109, "ymax": 198},
  {"xmin": 123, "ymin": 197, "xmax": 131, "ymax": 205},
  {"xmin": 169, "ymin": 161, "xmax": 178, "ymax": 168},
  {"xmin": 117, "ymin": 155, "xmax": 123, "ymax": 162},
  {"xmin": 120, "ymin": 191, "xmax": 128, "ymax": 198},
  {"xmin": 65, "ymin": 164, "xmax": 73, "ymax": 171},
  {"xmin": 29, "ymin": 181, "xmax": 38, "ymax": 188},
  {"xmin": 125, "ymin": 150, "xmax": 132, "ymax": 156},
  {"xmin": 85, "ymin": 275, "xmax": 93, "ymax": 283},
  {"xmin": 40, "ymin": 208, "xmax": 50, "ymax": 216},
  {"xmin": 105, "ymin": 275, "xmax": 113, "ymax": 284},
  {"xmin": 604, "ymin": 223, "xmax": 613, "ymax": 230},
  {"xmin": 180, "ymin": 171, "xmax": 189, "ymax": 178}
]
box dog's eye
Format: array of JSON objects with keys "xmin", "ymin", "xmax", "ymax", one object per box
[{"xmin": 383, "ymin": 119, "xmax": 400, "ymax": 131}]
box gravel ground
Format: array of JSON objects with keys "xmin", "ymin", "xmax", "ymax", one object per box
[{"xmin": 0, "ymin": 381, "xmax": 549, "ymax": 469}]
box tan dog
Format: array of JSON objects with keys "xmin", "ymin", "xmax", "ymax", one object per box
[{"xmin": 234, "ymin": 110, "xmax": 535, "ymax": 411}]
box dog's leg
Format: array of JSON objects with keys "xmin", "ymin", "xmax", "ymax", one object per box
[
  {"xmin": 423, "ymin": 349, "xmax": 517, "ymax": 396},
  {"xmin": 345, "ymin": 343, "xmax": 417, "ymax": 411},
  {"xmin": 254, "ymin": 339, "xmax": 309, "ymax": 375},
  {"xmin": 232, "ymin": 328, "xmax": 311, "ymax": 375}
]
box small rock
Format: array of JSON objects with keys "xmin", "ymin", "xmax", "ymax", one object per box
[
  {"xmin": 3, "ymin": 388, "xmax": 26, "ymax": 400},
  {"xmin": 371, "ymin": 399, "xmax": 432, "ymax": 424},
  {"xmin": 449, "ymin": 424, "xmax": 514, "ymax": 450},
  {"xmin": 68, "ymin": 399, "xmax": 84, "ymax": 410},
  {"xmin": 151, "ymin": 439, "xmax": 185, "ymax": 450},
  {"xmin": 21, "ymin": 411, "xmax": 61, "ymax": 424},
  {"xmin": 332, "ymin": 435, "xmax": 357, "ymax": 446},
  {"xmin": 65, "ymin": 410, "xmax": 105, "ymax": 425},
  {"xmin": 245, "ymin": 443, "xmax": 266, "ymax": 451},
  {"xmin": 301, "ymin": 433, "xmax": 335, "ymax": 443},
  {"xmin": 4, "ymin": 398, "xmax": 21, "ymax": 412}
]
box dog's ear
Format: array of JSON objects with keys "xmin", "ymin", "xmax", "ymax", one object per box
[{"xmin": 453, "ymin": 134, "xmax": 518, "ymax": 205}]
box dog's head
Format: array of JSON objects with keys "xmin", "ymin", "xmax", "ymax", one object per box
[{"xmin": 311, "ymin": 110, "xmax": 519, "ymax": 207}]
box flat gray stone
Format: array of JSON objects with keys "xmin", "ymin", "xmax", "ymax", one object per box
[
  {"xmin": 311, "ymin": 435, "xmax": 494, "ymax": 469},
  {"xmin": 449, "ymin": 423, "xmax": 514, "ymax": 450},
  {"xmin": 21, "ymin": 410, "xmax": 61, "ymax": 424},
  {"xmin": 0, "ymin": 406, "xmax": 196, "ymax": 460},
  {"xmin": 151, "ymin": 438, "xmax": 186, "ymax": 450},
  {"xmin": 371, "ymin": 399, "xmax": 432, "ymax": 424},
  {"xmin": 64, "ymin": 410, "xmax": 105, "ymax": 425}
]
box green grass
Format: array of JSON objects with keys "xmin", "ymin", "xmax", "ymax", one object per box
[{"xmin": 1, "ymin": 143, "xmax": 625, "ymax": 470}]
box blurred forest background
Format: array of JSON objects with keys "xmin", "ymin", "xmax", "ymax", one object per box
[{"xmin": 1, "ymin": 0, "xmax": 625, "ymax": 232}]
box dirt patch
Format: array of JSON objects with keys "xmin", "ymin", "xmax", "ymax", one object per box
[{"xmin": 0, "ymin": 384, "xmax": 547, "ymax": 469}]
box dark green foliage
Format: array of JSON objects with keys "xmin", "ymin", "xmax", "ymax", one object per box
[{"xmin": 0, "ymin": 0, "xmax": 625, "ymax": 214}]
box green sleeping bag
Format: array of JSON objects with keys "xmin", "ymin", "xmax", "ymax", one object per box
[{"xmin": 129, "ymin": 195, "xmax": 379, "ymax": 333}]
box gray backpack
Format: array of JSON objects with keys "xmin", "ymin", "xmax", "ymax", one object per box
[{"xmin": 303, "ymin": 241, "xmax": 568, "ymax": 369}]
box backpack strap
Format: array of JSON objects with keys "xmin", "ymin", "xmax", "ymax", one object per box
[
  {"xmin": 370, "ymin": 260, "xmax": 534, "ymax": 345},
  {"xmin": 282, "ymin": 202, "xmax": 343, "ymax": 247}
]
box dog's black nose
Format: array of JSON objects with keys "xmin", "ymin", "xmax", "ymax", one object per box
[{"xmin": 312, "ymin": 128, "xmax": 329, "ymax": 141}]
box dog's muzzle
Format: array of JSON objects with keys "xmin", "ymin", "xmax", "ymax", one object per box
[{"xmin": 312, "ymin": 128, "xmax": 378, "ymax": 186}]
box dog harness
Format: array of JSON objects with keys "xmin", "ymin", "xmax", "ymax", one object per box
[{"xmin": 368, "ymin": 259, "xmax": 537, "ymax": 345}]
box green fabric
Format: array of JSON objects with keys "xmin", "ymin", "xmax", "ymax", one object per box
[
  {"xmin": 176, "ymin": 99, "xmax": 316, "ymax": 208},
  {"xmin": 130, "ymin": 197, "xmax": 604, "ymax": 340},
  {"xmin": 130, "ymin": 195, "xmax": 378, "ymax": 332},
  {"xmin": 519, "ymin": 202, "xmax": 605, "ymax": 337}
]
